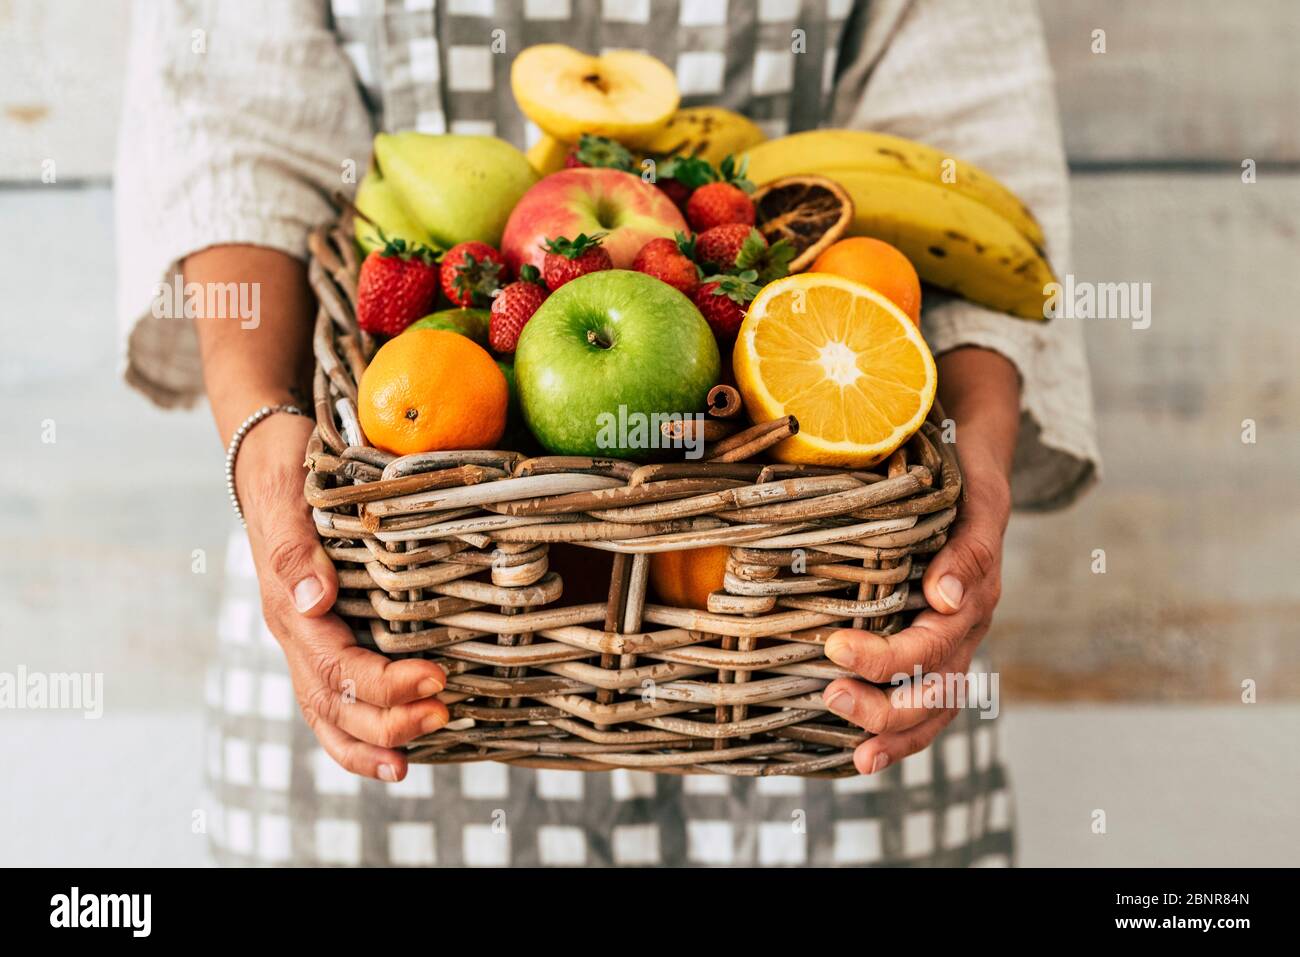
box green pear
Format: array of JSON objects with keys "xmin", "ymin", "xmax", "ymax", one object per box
[
  {"xmin": 408, "ymin": 307, "xmax": 490, "ymax": 344},
  {"xmin": 373, "ymin": 132, "xmax": 538, "ymax": 249},
  {"xmin": 353, "ymin": 168, "xmax": 434, "ymax": 256}
]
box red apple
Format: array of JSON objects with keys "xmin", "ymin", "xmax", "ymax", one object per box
[{"xmin": 501, "ymin": 168, "xmax": 688, "ymax": 275}]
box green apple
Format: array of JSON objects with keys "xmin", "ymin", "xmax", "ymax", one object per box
[
  {"xmin": 353, "ymin": 168, "xmax": 436, "ymax": 256},
  {"xmin": 372, "ymin": 132, "xmax": 537, "ymax": 249},
  {"xmin": 408, "ymin": 308, "xmax": 490, "ymax": 344},
  {"xmin": 515, "ymin": 270, "xmax": 720, "ymax": 459}
]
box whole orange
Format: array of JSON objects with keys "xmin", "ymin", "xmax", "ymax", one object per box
[
  {"xmin": 649, "ymin": 546, "xmax": 730, "ymax": 611},
  {"xmin": 359, "ymin": 328, "xmax": 507, "ymax": 455},
  {"xmin": 810, "ymin": 237, "xmax": 922, "ymax": 324}
]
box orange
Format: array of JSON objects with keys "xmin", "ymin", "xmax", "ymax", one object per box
[
  {"xmin": 733, "ymin": 273, "xmax": 936, "ymax": 467},
  {"xmin": 810, "ymin": 237, "xmax": 922, "ymax": 324},
  {"xmin": 358, "ymin": 328, "xmax": 507, "ymax": 456},
  {"xmin": 649, "ymin": 546, "xmax": 729, "ymax": 611}
]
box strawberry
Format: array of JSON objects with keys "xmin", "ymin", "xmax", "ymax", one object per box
[
  {"xmin": 683, "ymin": 156, "xmax": 755, "ymax": 231},
  {"xmin": 687, "ymin": 181, "xmax": 755, "ymax": 231},
  {"xmin": 695, "ymin": 225, "xmax": 795, "ymax": 283},
  {"xmin": 566, "ymin": 134, "xmax": 635, "ymax": 172},
  {"xmin": 440, "ymin": 241, "xmax": 507, "ymax": 308},
  {"xmin": 694, "ymin": 223, "xmax": 755, "ymax": 273},
  {"xmin": 632, "ymin": 233, "xmax": 700, "ymax": 295},
  {"xmin": 692, "ymin": 271, "xmax": 761, "ymax": 344},
  {"xmin": 657, "ymin": 177, "xmax": 693, "ymax": 212},
  {"xmin": 355, "ymin": 237, "xmax": 441, "ymax": 337},
  {"xmin": 489, "ymin": 265, "xmax": 548, "ymax": 354},
  {"xmin": 541, "ymin": 233, "xmax": 613, "ymax": 290},
  {"xmin": 655, "ymin": 154, "xmax": 716, "ymax": 213}
]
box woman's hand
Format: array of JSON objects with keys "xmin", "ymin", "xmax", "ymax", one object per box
[
  {"xmin": 235, "ymin": 408, "xmax": 450, "ymax": 783},
  {"xmin": 821, "ymin": 347, "xmax": 1021, "ymax": 775},
  {"xmin": 187, "ymin": 245, "xmax": 450, "ymax": 782}
]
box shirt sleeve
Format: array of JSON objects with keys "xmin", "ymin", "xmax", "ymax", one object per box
[
  {"xmin": 114, "ymin": 0, "xmax": 374, "ymax": 409},
  {"xmin": 830, "ymin": 0, "xmax": 1101, "ymax": 510}
]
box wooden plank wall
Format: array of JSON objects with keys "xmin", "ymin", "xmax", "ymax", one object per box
[
  {"xmin": 0, "ymin": 0, "xmax": 128, "ymax": 181},
  {"xmin": 0, "ymin": 0, "xmax": 1296, "ymax": 701}
]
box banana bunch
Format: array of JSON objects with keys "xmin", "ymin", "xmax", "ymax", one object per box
[
  {"xmin": 743, "ymin": 130, "xmax": 1055, "ymax": 321},
  {"xmin": 527, "ymin": 107, "xmax": 766, "ymax": 177}
]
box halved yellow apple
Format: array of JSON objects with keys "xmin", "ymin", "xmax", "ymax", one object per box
[{"xmin": 511, "ymin": 44, "xmax": 679, "ymax": 149}]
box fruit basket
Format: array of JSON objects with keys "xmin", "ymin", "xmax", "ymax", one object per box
[{"xmin": 305, "ymin": 218, "xmax": 961, "ymax": 778}]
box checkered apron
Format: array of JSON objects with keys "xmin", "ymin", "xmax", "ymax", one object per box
[{"xmin": 202, "ymin": 0, "xmax": 1016, "ymax": 867}]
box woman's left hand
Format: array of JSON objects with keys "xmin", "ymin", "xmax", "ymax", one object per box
[{"xmin": 820, "ymin": 346, "xmax": 1020, "ymax": 775}]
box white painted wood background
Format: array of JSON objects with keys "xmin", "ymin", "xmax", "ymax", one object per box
[{"xmin": 0, "ymin": 0, "xmax": 1296, "ymax": 705}]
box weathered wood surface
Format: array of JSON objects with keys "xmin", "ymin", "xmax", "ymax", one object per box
[
  {"xmin": 1040, "ymin": 0, "xmax": 1300, "ymax": 164},
  {"xmin": 0, "ymin": 188, "xmax": 229, "ymax": 710},
  {"xmin": 0, "ymin": 0, "xmax": 129, "ymax": 181},
  {"xmin": 4, "ymin": 0, "xmax": 1300, "ymax": 180},
  {"xmin": 993, "ymin": 172, "xmax": 1300, "ymax": 699}
]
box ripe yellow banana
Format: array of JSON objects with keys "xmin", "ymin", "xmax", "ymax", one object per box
[
  {"xmin": 529, "ymin": 108, "xmax": 767, "ymax": 179},
  {"xmin": 637, "ymin": 106, "xmax": 766, "ymax": 165},
  {"xmin": 744, "ymin": 129, "xmax": 1045, "ymax": 250},
  {"xmin": 832, "ymin": 170, "xmax": 1056, "ymax": 321},
  {"xmin": 526, "ymin": 134, "xmax": 569, "ymax": 176}
]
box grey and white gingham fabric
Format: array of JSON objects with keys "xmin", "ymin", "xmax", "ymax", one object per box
[
  {"xmin": 329, "ymin": 0, "xmax": 858, "ymax": 149},
  {"xmin": 206, "ymin": 528, "xmax": 1014, "ymax": 866},
  {"xmin": 198, "ymin": 0, "xmax": 1017, "ymax": 867}
]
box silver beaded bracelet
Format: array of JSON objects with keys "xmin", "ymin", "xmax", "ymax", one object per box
[{"xmin": 225, "ymin": 404, "xmax": 309, "ymax": 527}]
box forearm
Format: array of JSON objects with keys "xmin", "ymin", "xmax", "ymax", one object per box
[
  {"xmin": 185, "ymin": 251, "xmax": 448, "ymax": 781},
  {"xmin": 936, "ymin": 346, "xmax": 1021, "ymax": 480},
  {"xmin": 187, "ymin": 245, "xmax": 316, "ymax": 444}
]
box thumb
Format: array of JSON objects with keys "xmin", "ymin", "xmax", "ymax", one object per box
[
  {"xmin": 256, "ymin": 491, "xmax": 340, "ymax": 618},
  {"xmin": 921, "ymin": 513, "xmax": 1002, "ymax": 615}
]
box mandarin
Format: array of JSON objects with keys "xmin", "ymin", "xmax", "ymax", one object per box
[
  {"xmin": 358, "ymin": 328, "xmax": 507, "ymax": 455},
  {"xmin": 733, "ymin": 273, "xmax": 936, "ymax": 467},
  {"xmin": 648, "ymin": 546, "xmax": 730, "ymax": 611},
  {"xmin": 810, "ymin": 237, "xmax": 922, "ymax": 324}
]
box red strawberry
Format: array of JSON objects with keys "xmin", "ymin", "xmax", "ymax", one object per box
[
  {"xmin": 440, "ymin": 241, "xmax": 507, "ymax": 308},
  {"xmin": 489, "ymin": 265, "xmax": 548, "ymax": 353},
  {"xmin": 695, "ymin": 225, "xmax": 795, "ymax": 282},
  {"xmin": 355, "ymin": 237, "xmax": 441, "ymax": 337},
  {"xmin": 655, "ymin": 154, "xmax": 716, "ymax": 213},
  {"xmin": 541, "ymin": 233, "xmax": 613, "ymax": 290},
  {"xmin": 687, "ymin": 181, "xmax": 755, "ymax": 231},
  {"xmin": 694, "ymin": 223, "xmax": 755, "ymax": 273},
  {"xmin": 632, "ymin": 233, "xmax": 700, "ymax": 295},
  {"xmin": 565, "ymin": 134, "xmax": 635, "ymax": 172},
  {"xmin": 692, "ymin": 271, "xmax": 761, "ymax": 344},
  {"xmin": 657, "ymin": 177, "xmax": 693, "ymax": 212}
]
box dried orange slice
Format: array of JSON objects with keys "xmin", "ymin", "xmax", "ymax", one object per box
[
  {"xmin": 733, "ymin": 273, "xmax": 936, "ymax": 467},
  {"xmin": 751, "ymin": 175, "xmax": 854, "ymax": 272}
]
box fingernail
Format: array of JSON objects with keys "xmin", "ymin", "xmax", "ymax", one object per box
[
  {"xmin": 824, "ymin": 633, "xmax": 852, "ymax": 668},
  {"xmin": 870, "ymin": 752, "xmax": 890, "ymax": 774},
  {"xmin": 420, "ymin": 711, "xmax": 447, "ymax": 734},
  {"xmin": 937, "ymin": 575, "xmax": 964, "ymax": 611},
  {"xmin": 293, "ymin": 577, "xmax": 324, "ymax": 613},
  {"xmin": 825, "ymin": 691, "xmax": 853, "ymax": 718},
  {"xmin": 377, "ymin": 763, "xmax": 397, "ymax": 782},
  {"xmin": 417, "ymin": 676, "xmax": 443, "ymax": 698}
]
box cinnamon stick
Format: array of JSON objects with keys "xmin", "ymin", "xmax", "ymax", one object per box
[
  {"xmin": 660, "ymin": 418, "xmax": 740, "ymax": 444},
  {"xmin": 707, "ymin": 384, "xmax": 743, "ymax": 419},
  {"xmin": 705, "ymin": 415, "xmax": 799, "ymax": 463}
]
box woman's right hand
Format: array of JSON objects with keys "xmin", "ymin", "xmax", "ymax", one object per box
[{"xmin": 235, "ymin": 411, "xmax": 450, "ymax": 782}]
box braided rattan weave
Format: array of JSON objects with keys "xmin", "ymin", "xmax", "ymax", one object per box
[{"xmin": 305, "ymin": 219, "xmax": 961, "ymax": 778}]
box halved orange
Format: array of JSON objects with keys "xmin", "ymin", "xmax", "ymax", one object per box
[{"xmin": 732, "ymin": 273, "xmax": 936, "ymax": 467}]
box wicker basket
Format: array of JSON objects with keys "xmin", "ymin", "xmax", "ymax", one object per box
[{"xmin": 304, "ymin": 219, "xmax": 961, "ymax": 778}]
